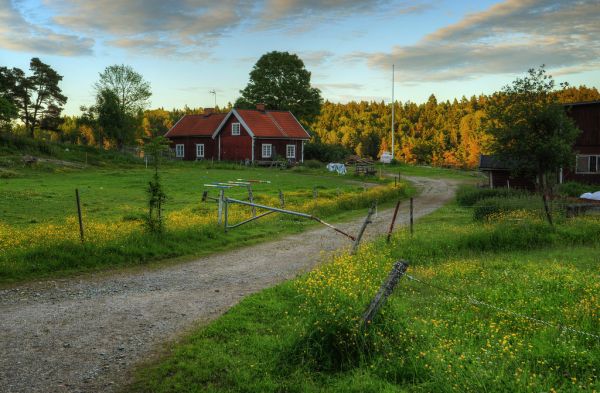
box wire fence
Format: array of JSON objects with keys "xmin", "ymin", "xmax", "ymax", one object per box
[{"xmin": 402, "ymin": 272, "xmax": 600, "ymax": 341}]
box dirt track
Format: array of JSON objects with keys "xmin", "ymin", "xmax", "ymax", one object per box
[{"xmin": 0, "ymin": 176, "xmax": 458, "ymax": 393}]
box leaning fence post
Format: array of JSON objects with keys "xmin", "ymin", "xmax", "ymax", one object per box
[
  {"xmin": 279, "ymin": 189, "xmax": 285, "ymax": 208},
  {"xmin": 409, "ymin": 197, "xmax": 414, "ymax": 235},
  {"xmin": 75, "ymin": 188, "xmax": 84, "ymax": 243},
  {"xmin": 542, "ymin": 193, "xmax": 553, "ymax": 226},
  {"xmin": 224, "ymin": 197, "xmax": 229, "ymax": 231},
  {"xmin": 247, "ymin": 184, "xmax": 256, "ymax": 217},
  {"xmin": 351, "ymin": 204, "xmax": 376, "ymax": 254},
  {"xmin": 362, "ymin": 260, "xmax": 409, "ymax": 327},
  {"xmin": 386, "ymin": 200, "xmax": 401, "ymax": 243},
  {"xmin": 218, "ymin": 189, "xmax": 224, "ymax": 225}
]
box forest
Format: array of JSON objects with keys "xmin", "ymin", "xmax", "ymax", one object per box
[
  {"xmin": 309, "ymin": 85, "xmax": 600, "ymax": 168},
  {"xmin": 2, "ymin": 57, "xmax": 599, "ymax": 169}
]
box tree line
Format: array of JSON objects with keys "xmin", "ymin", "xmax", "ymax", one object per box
[
  {"xmin": 308, "ymin": 85, "xmax": 600, "ymax": 168},
  {"xmin": 2, "ymin": 55, "xmax": 599, "ymax": 169}
]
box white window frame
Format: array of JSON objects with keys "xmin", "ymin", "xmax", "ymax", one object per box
[
  {"xmin": 286, "ymin": 144, "xmax": 296, "ymax": 159},
  {"xmin": 175, "ymin": 144, "xmax": 184, "ymax": 158},
  {"xmin": 576, "ymin": 154, "xmax": 600, "ymax": 174},
  {"xmin": 196, "ymin": 143, "xmax": 204, "ymax": 158},
  {"xmin": 231, "ymin": 123, "xmax": 240, "ymax": 136},
  {"xmin": 262, "ymin": 143, "xmax": 272, "ymax": 158}
]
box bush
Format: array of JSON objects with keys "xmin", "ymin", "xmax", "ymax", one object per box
[
  {"xmin": 472, "ymin": 195, "xmax": 543, "ymax": 221},
  {"xmin": 456, "ymin": 185, "xmax": 527, "ymax": 206},
  {"xmin": 304, "ymin": 141, "xmax": 351, "ymax": 163},
  {"xmin": 558, "ymin": 181, "xmax": 596, "ymax": 197},
  {"xmin": 302, "ymin": 159, "xmax": 322, "ymax": 169}
]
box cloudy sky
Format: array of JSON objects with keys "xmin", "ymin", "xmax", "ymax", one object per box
[{"xmin": 1, "ymin": 0, "xmax": 599, "ymax": 115}]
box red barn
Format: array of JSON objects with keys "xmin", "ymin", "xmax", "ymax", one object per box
[
  {"xmin": 165, "ymin": 105, "xmax": 310, "ymax": 163},
  {"xmin": 480, "ymin": 100, "xmax": 600, "ymax": 188}
]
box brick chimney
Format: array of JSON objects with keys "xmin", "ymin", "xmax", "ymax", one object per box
[
  {"xmin": 256, "ymin": 103, "xmax": 266, "ymax": 112},
  {"xmin": 203, "ymin": 107, "xmax": 214, "ymax": 116}
]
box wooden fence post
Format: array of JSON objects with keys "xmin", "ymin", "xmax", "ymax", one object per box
[
  {"xmin": 386, "ymin": 200, "xmax": 401, "ymax": 243},
  {"xmin": 362, "ymin": 260, "xmax": 408, "ymax": 327},
  {"xmin": 247, "ymin": 185, "xmax": 256, "ymax": 217},
  {"xmin": 313, "ymin": 187, "xmax": 318, "ymax": 200},
  {"xmin": 201, "ymin": 190, "xmax": 208, "ymax": 202},
  {"xmin": 351, "ymin": 204, "xmax": 375, "ymax": 255},
  {"xmin": 224, "ymin": 197, "xmax": 229, "ymax": 231},
  {"xmin": 410, "ymin": 197, "xmax": 414, "ymax": 235},
  {"xmin": 279, "ymin": 189, "xmax": 285, "ymax": 208},
  {"xmin": 542, "ymin": 193, "xmax": 553, "ymax": 226},
  {"xmin": 218, "ymin": 189, "xmax": 224, "ymax": 225},
  {"xmin": 75, "ymin": 188, "xmax": 84, "ymax": 243}
]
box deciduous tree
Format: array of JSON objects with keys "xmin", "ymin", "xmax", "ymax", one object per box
[{"xmin": 235, "ymin": 51, "xmax": 322, "ymax": 124}]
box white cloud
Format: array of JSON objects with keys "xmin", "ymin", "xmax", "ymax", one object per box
[
  {"xmin": 357, "ymin": 0, "xmax": 600, "ymax": 81},
  {"xmin": 0, "ymin": 0, "xmax": 93, "ymax": 55}
]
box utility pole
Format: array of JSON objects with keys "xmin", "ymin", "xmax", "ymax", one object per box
[
  {"xmin": 209, "ymin": 89, "xmax": 217, "ymax": 108},
  {"xmin": 391, "ymin": 64, "xmax": 395, "ymax": 159}
]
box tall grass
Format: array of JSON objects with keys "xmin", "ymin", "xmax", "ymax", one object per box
[
  {"xmin": 456, "ymin": 184, "xmax": 527, "ymax": 207},
  {"xmin": 129, "ymin": 202, "xmax": 600, "ymax": 392}
]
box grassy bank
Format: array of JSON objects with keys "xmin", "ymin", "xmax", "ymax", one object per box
[
  {"xmin": 0, "ymin": 165, "xmax": 409, "ymax": 284},
  {"xmin": 128, "ymin": 202, "xmax": 600, "ymax": 392}
]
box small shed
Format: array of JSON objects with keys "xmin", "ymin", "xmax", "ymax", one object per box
[{"xmin": 479, "ymin": 155, "xmax": 536, "ymax": 190}]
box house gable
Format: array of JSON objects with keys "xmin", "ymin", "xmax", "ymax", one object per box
[{"xmin": 212, "ymin": 109, "xmax": 255, "ymax": 139}]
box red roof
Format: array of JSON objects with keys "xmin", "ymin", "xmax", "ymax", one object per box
[
  {"xmin": 165, "ymin": 113, "xmax": 226, "ymax": 137},
  {"xmin": 166, "ymin": 109, "xmax": 311, "ymax": 140},
  {"xmin": 227, "ymin": 109, "xmax": 310, "ymax": 139}
]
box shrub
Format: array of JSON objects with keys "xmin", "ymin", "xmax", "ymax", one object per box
[
  {"xmin": 558, "ymin": 181, "xmax": 596, "ymax": 197},
  {"xmin": 304, "ymin": 141, "xmax": 351, "ymax": 163},
  {"xmin": 472, "ymin": 195, "xmax": 543, "ymax": 221},
  {"xmin": 302, "ymin": 159, "xmax": 322, "ymax": 169},
  {"xmin": 456, "ymin": 185, "xmax": 527, "ymax": 206}
]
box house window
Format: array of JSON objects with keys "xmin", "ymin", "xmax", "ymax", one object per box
[
  {"xmin": 576, "ymin": 155, "xmax": 600, "ymax": 174},
  {"xmin": 175, "ymin": 144, "xmax": 184, "ymax": 158},
  {"xmin": 232, "ymin": 123, "xmax": 240, "ymax": 136},
  {"xmin": 286, "ymin": 144, "xmax": 296, "ymax": 159},
  {"xmin": 196, "ymin": 143, "xmax": 204, "ymax": 158},
  {"xmin": 262, "ymin": 144, "xmax": 272, "ymax": 158}
]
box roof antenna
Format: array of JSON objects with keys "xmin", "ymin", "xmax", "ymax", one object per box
[{"xmin": 209, "ymin": 89, "xmax": 217, "ymax": 108}]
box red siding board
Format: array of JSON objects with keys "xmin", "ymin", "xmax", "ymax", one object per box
[
  {"xmin": 220, "ymin": 116, "xmax": 253, "ymax": 161},
  {"xmin": 169, "ymin": 136, "xmax": 217, "ymax": 161},
  {"xmin": 255, "ymin": 139, "xmax": 303, "ymax": 162},
  {"xmin": 566, "ymin": 102, "xmax": 600, "ymax": 184}
]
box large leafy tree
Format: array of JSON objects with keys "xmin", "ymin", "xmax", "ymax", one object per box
[
  {"xmin": 0, "ymin": 68, "xmax": 18, "ymax": 128},
  {"xmin": 0, "ymin": 59, "xmax": 67, "ymax": 136},
  {"xmin": 485, "ymin": 66, "xmax": 581, "ymax": 223},
  {"xmin": 235, "ymin": 51, "xmax": 322, "ymax": 124},
  {"xmin": 94, "ymin": 64, "xmax": 151, "ymax": 116},
  {"xmin": 86, "ymin": 64, "xmax": 151, "ymax": 148}
]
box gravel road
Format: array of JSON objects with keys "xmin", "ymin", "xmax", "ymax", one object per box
[{"xmin": 0, "ymin": 176, "xmax": 458, "ymax": 393}]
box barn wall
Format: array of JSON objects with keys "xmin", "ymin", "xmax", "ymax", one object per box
[
  {"xmin": 219, "ymin": 116, "xmax": 253, "ymax": 161},
  {"xmin": 484, "ymin": 170, "xmax": 536, "ymax": 190},
  {"xmin": 565, "ymin": 103, "xmax": 600, "ymax": 184},
  {"xmin": 169, "ymin": 136, "xmax": 216, "ymax": 161},
  {"xmin": 569, "ymin": 103, "xmax": 600, "ymax": 148},
  {"xmin": 254, "ymin": 139, "xmax": 304, "ymax": 162}
]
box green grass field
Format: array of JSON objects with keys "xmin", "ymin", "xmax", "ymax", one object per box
[
  {"xmin": 0, "ymin": 162, "xmax": 411, "ymax": 283},
  {"xmin": 0, "ymin": 164, "xmax": 380, "ymax": 227},
  {"xmin": 127, "ymin": 200, "xmax": 600, "ymax": 393}
]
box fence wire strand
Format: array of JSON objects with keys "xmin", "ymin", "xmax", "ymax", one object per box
[{"xmin": 404, "ymin": 274, "xmax": 600, "ymax": 341}]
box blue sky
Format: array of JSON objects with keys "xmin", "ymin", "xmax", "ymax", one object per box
[{"xmin": 1, "ymin": 0, "xmax": 599, "ymax": 115}]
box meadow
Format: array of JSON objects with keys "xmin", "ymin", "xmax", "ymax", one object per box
[
  {"xmin": 128, "ymin": 192, "xmax": 600, "ymax": 392},
  {"xmin": 0, "ymin": 162, "xmax": 409, "ymax": 283}
]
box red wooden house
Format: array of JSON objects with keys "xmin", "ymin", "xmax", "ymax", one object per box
[
  {"xmin": 480, "ymin": 100, "xmax": 600, "ymax": 188},
  {"xmin": 165, "ymin": 105, "xmax": 310, "ymax": 163}
]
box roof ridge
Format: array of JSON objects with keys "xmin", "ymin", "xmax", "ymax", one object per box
[{"xmin": 265, "ymin": 111, "xmax": 288, "ymax": 137}]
